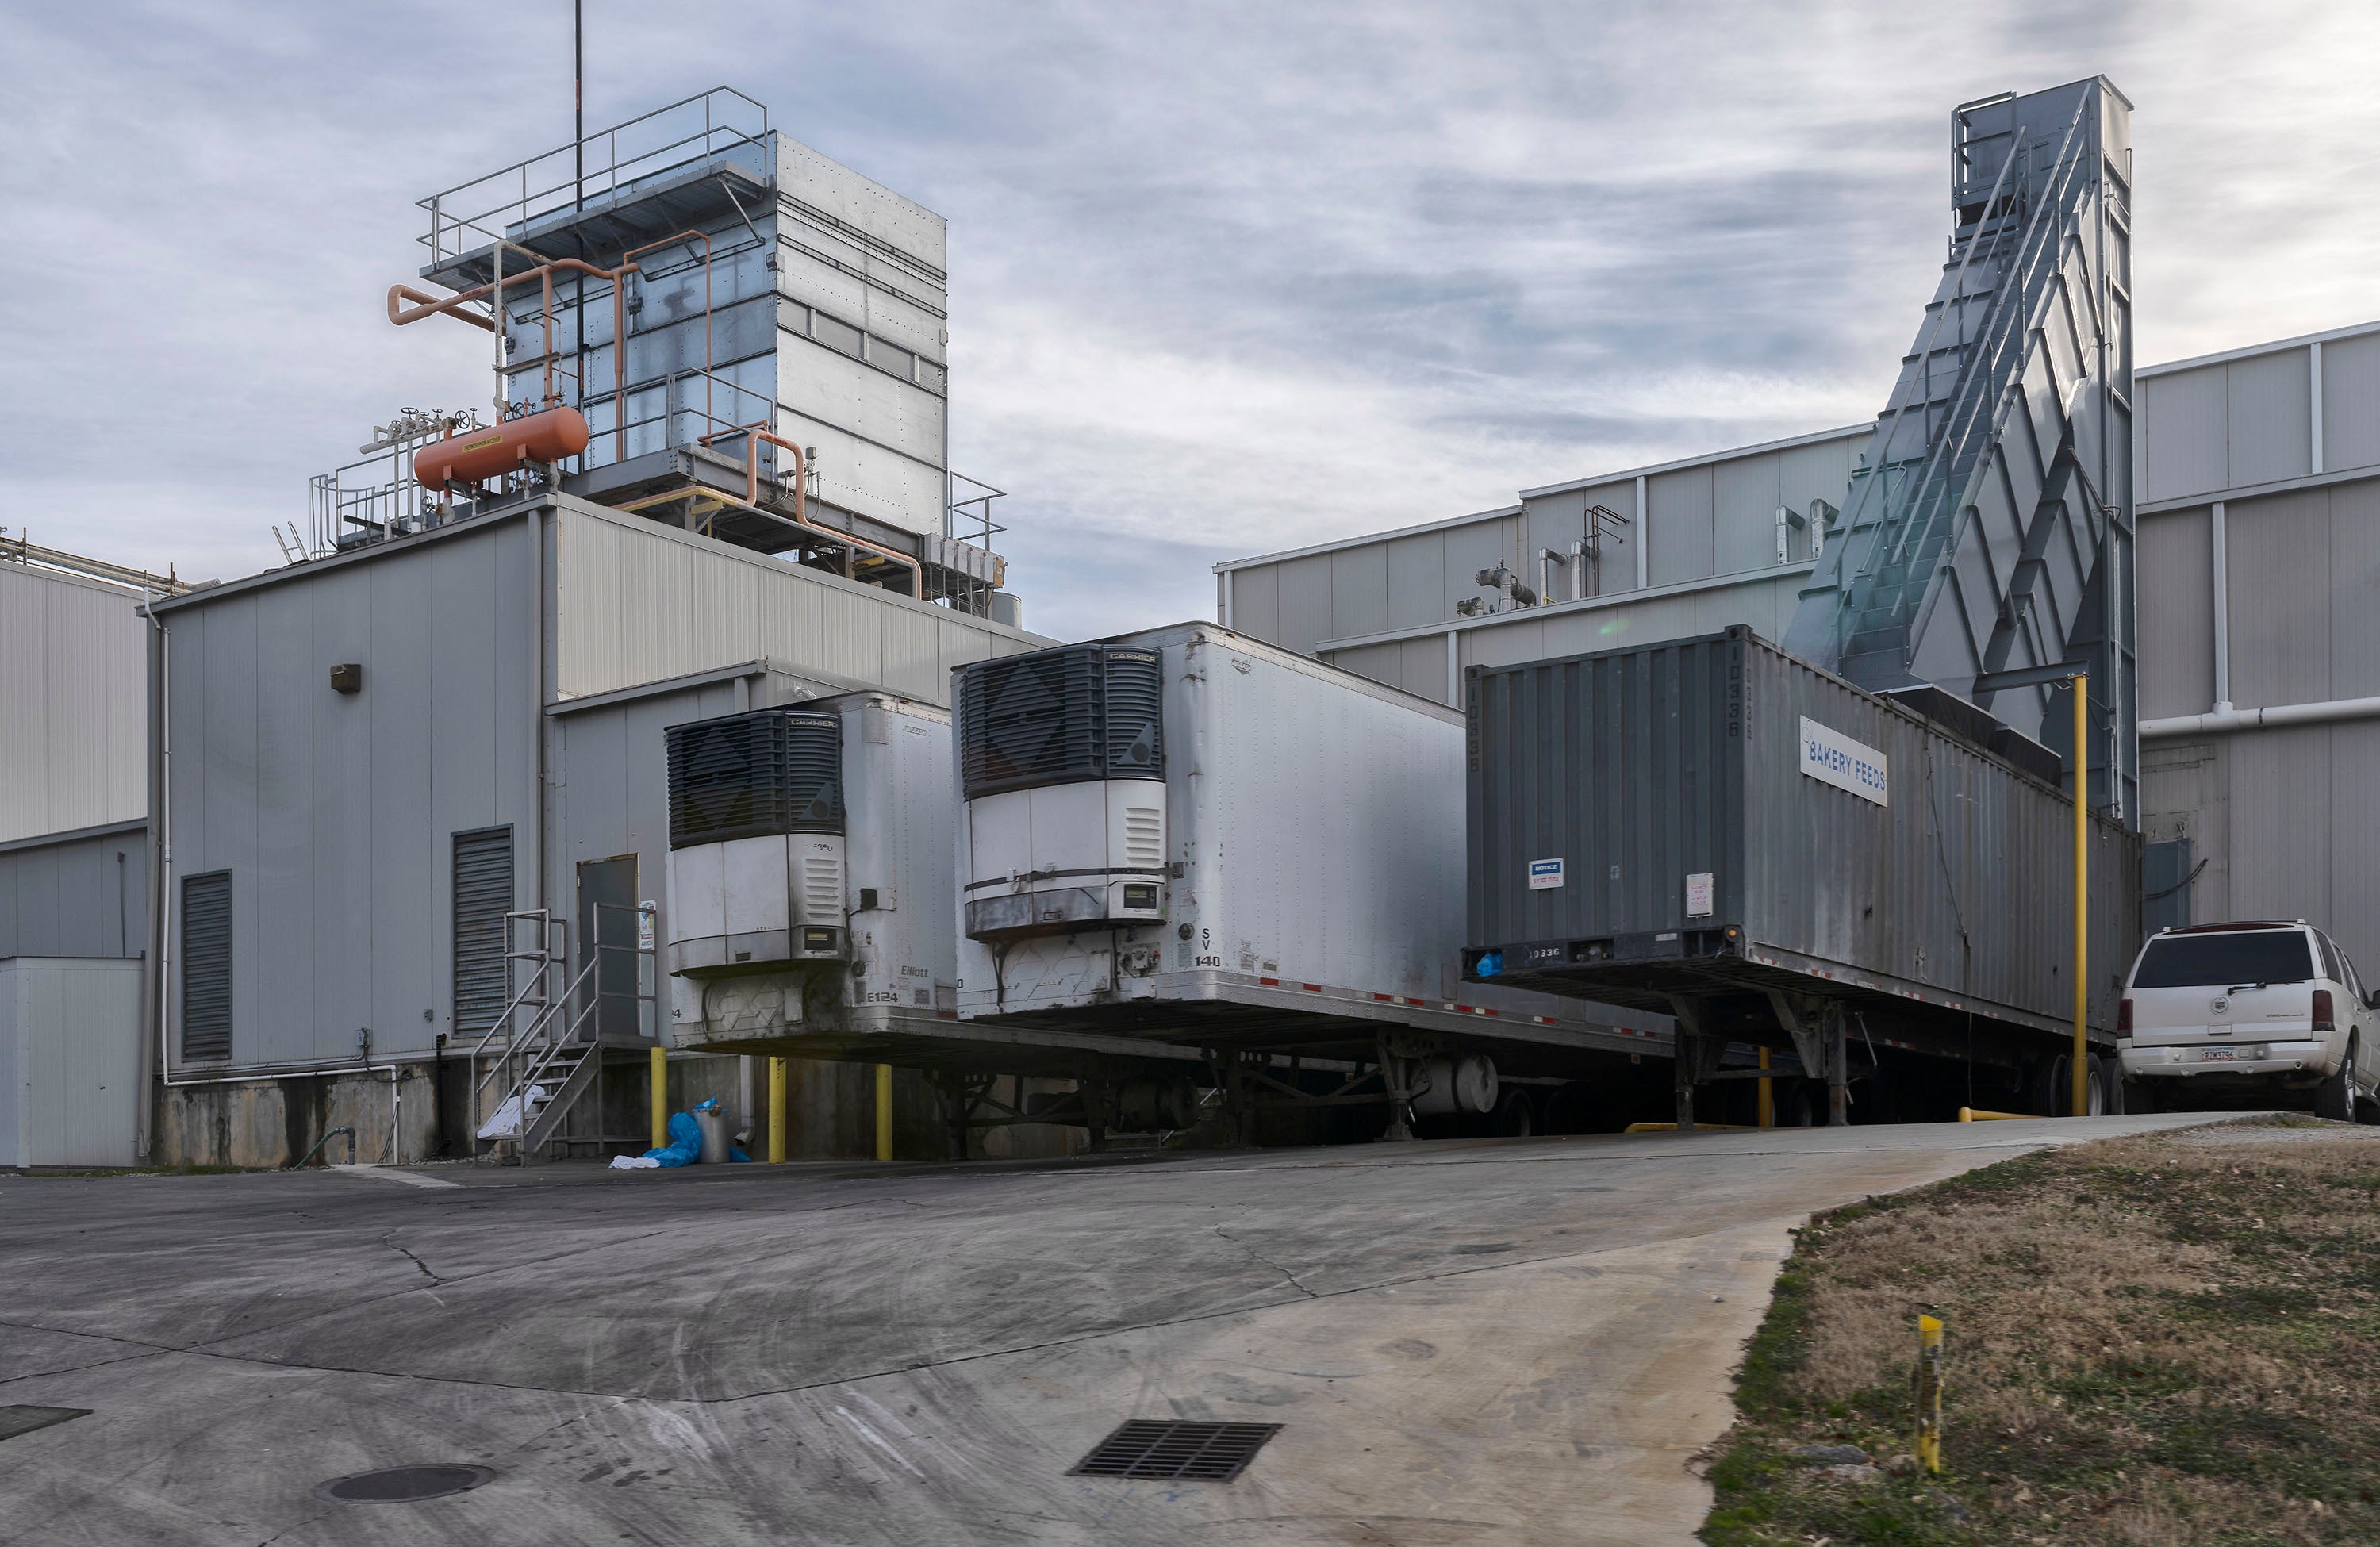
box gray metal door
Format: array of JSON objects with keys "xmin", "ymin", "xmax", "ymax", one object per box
[{"xmin": 576, "ymin": 855, "xmax": 640, "ymax": 1042}]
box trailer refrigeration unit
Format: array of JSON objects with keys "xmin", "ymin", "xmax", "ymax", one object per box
[
  {"xmin": 1464, "ymin": 628, "xmax": 2140, "ymax": 1126},
  {"xmin": 952, "ymin": 624, "xmax": 1666, "ymax": 1138},
  {"xmin": 661, "ymin": 692, "xmax": 1207, "ymax": 1150}
]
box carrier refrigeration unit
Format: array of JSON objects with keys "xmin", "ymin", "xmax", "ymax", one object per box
[
  {"xmin": 951, "ymin": 624, "xmax": 1665, "ymax": 1136},
  {"xmin": 1464, "ymin": 628, "xmax": 2140, "ymax": 1124},
  {"xmin": 662, "ymin": 693, "xmax": 1205, "ymax": 1146}
]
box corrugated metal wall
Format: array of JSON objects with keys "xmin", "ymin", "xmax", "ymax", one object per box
[
  {"xmin": 0, "ymin": 957, "xmax": 145, "ymax": 1169},
  {"xmin": 0, "ymin": 823, "xmax": 147, "ymax": 961},
  {"xmin": 160, "ymin": 516, "xmax": 539, "ymax": 1070},
  {"xmin": 0, "ymin": 564, "xmax": 147, "ymax": 846},
  {"xmin": 553, "ymin": 505, "xmax": 1040, "ymax": 704}
]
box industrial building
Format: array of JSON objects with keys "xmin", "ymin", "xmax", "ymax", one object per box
[
  {"xmin": 11, "ymin": 72, "xmax": 2380, "ymax": 1165},
  {"xmin": 1218, "ymin": 321, "xmax": 2380, "ymax": 974}
]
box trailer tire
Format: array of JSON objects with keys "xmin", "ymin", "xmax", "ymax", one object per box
[
  {"xmin": 2098, "ymin": 1056, "xmax": 2124, "ymax": 1115},
  {"xmin": 1781, "ymin": 1081, "xmax": 1816, "ymax": 1127},
  {"xmin": 1491, "ymin": 1089, "xmax": 1535, "ymax": 1138},
  {"xmin": 2028, "ymin": 1054, "xmax": 2070, "ymax": 1117}
]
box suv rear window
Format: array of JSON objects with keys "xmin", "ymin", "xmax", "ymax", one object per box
[{"xmin": 2132, "ymin": 931, "xmax": 2316, "ymax": 989}]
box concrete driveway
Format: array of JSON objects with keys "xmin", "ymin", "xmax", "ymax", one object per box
[{"xmin": 0, "ymin": 1114, "xmax": 2216, "ymax": 1545}]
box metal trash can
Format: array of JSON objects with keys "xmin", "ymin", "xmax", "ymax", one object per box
[{"xmin": 695, "ymin": 1107, "xmax": 733, "ymax": 1165}]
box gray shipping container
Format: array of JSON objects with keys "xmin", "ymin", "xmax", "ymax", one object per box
[{"xmin": 1465, "ymin": 627, "xmax": 2139, "ymax": 1046}]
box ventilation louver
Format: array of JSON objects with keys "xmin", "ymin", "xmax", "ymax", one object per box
[
  {"xmin": 665, "ymin": 709, "xmax": 843, "ymax": 850},
  {"xmin": 958, "ymin": 645, "xmax": 1164, "ymax": 800}
]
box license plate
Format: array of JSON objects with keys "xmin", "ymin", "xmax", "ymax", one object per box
[{"xmin": 2202, "ymin": 1047, "xmax": 2238, "ymax": 1062}]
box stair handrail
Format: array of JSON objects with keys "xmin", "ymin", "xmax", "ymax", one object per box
[{"xmin": 1831, "ymin": 92, "xmax": 2101, "ymax": 659}]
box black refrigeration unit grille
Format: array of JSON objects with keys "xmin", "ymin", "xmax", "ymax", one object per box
[
  {"xmin": 958, "ymin": 644, "xmax": 1164, "ymax": 800},
  {"xmin": 665, "ymin": 708, "xmax": 844, "ymax": 849}
]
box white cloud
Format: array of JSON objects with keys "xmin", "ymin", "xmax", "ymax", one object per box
[{"xmin": 6, "ymin": 0, "xmax": 2379, "ymax": 635}]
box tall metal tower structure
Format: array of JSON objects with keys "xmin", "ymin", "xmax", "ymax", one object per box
[{"xmin": 1783, "ymin": 78, "xmax": 2135, "ymax": 824}]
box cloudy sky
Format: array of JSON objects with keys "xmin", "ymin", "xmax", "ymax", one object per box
[{"xmin": 5, "ymin": 1, "xmax": 2376, "ymax": 639}]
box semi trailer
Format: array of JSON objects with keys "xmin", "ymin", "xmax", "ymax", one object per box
[
  {"xmin": 951, "ymin": 624, "xmax": 1667, "ymax": 1137},
  {"xmin": 1464, "ymin": 627, "xmax": 2140, "ymax": 1126}
]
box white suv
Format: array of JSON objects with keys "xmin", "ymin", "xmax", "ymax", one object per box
[{"xmin": 2119, "ymin": 921, "xmax": 2379, "ymax": 1120}]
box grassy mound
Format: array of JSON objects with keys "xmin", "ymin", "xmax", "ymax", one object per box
[{"xmin": 1701, "ymin": 1117, "xmax": 2380, "ymax": 1545}]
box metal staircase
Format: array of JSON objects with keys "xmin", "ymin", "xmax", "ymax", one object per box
[
  {"xmin": 1782, "ymin": 78, "xmax": 2136, "ymax": 823},
  {"xmin": 474, "ymin": 907, "xmax": 656, "ymax": 1160}
]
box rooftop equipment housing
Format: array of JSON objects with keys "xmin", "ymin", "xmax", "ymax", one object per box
[
  {"xmin": 320, "ymin": 88, "xmax": 1012, "ymax": 616},
  {"xmin": 1464, "ymin": 628, "xmax": 2140, "ymax": 1121},
  {"xmin": 952, "ymin": 624, "xmax": 1668, "ymax": 1133}
]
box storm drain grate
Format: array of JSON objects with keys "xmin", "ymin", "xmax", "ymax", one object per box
[
  {"xmin": 1069, "ymin": 1420, "xmax": 1281, "ymax": 1481},
  {"xmin": 0, "ymin": 1407, "xmax": 90, "ymax": 1442},
  {"xmin": 313, "ymin": 1464, "xmax": 496, "ymax": 1503}
]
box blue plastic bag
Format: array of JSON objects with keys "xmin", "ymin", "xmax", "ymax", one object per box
[{"xmin": 641, "ymin": 1111, "xmax": 704, "ymax": 1168}]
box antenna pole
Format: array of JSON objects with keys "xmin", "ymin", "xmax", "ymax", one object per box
[{"xmin": 574, "ymin": 0, "xmax": 584, "ymax": 209}]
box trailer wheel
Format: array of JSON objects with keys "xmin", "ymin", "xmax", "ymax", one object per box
[
  {"xmin": 2027, "ymin": 1054, "xmax": 2070, "ymax": 1117},
  {"xmin": 1781, "ymin": 1081, "xmax": 1816, "ymax": 1127},
  {"xmin": 1491, "ymin": 1089, "xmax": 1535, "ymax": 1138},
  {"xmin": 2098, "ymin": 1056, "xmax": 2125, "ymax": 1115}
]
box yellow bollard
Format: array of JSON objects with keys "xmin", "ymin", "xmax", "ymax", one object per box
[
  {"xmin": 2071, "ymin": 671, "xmax": 2090, "ymax": 1118},
  {"xmin": 649, "ymin": 1046, "xmax": 668, "ymax": 1152},
  {"xmin": 1915, "ymin": 1314, "xmax": 1944, "ymax": 1474},
  {"xmin": 768, "ymin": 1056, "xmax": 788, "ymax": 1164},
  {"xmin": 1756, "ymin": 1046, "xmax": 1774, "ymax": 1128},
  {"xmin": 875, "ymin": 1063, "xmax": 894, "ymax": 1161}
]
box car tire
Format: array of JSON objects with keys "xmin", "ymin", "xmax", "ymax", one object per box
[{"xmin": 2316, "ymin": 1037, "xmax": 2359, "ymax": 1123}]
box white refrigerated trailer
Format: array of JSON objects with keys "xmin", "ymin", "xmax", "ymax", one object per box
[
  {"xmin": 660, "ymin": 690, "xmax": 1207, "ymax": 1150},
  {"xmin": 951, "ymin": 624, "xmax": 1666, "ymax": 1135}
]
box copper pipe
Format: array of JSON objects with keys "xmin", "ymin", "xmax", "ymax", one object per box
[
  {"xmin": 388, "ymin": 227, "xmax": 719, "ymax": 463},
  {"xmin": 743, "ymin": 430, "xmax": 921, "ymax": 599}
]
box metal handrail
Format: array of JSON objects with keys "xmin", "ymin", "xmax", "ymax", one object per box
[
  {"xmin": 421, "ymin": 87, "xmax": 770, "ymax": 267},
  {"xmin": 1827, "ymin": 93, "xmax": 2098, "ymax": 655}
]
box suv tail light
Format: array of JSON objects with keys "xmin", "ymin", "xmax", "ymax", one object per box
[
  {"xmin": 2117, "ymin": 997, "xmax": 2133, "ymax": 1038},
  {"xmin": 2313, "ymin": 988, "xmax": 2335, "ymax": 1032}
]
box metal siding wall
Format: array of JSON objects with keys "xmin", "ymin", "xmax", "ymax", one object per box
[
  {"xmin": 0, "ymin": 566, "xmax": 148, "ymax": 846},
  {"xmin": 2141, "ymin": 740, "xmax": 2225, "ymax": 922},
  {"xmin": 1273, "ymin": 554, "xmax": 1333, "ymax": 658},
  {"xmin": 2326, "ymin": 481, "xmax": 2380, "ymax": 699},
  {"xmin": 2137, "ymin": 509, "xmax": 2214, "ymax": 719},
  {"xmin": 1400, "ymin": 636, "xmax": 1449, "ymax": 703},
  {"xmin": 1232, "ymin": 562, "xmax": 1282, "ymax": 643},
  {"xmin": 163, "ymin": 520, "xmax": 536, "ymax": 1069},
  {"xmin": 2141, "ymin": 367, "xmax": 2227, "ymax": 503},
  {"xmin": 1778, "ymin": 439, "xmax": 1853, "ymax": 538},
  {"xmin": 2225, "ymin": 488, "xmax": 2330, "ymax": 705},
  {"xmin": 1330, "ymin": 543, "xmax": 1388, "ymax": 642},
  {"xmin": 1648, "ymin": 466, "xmax": 1714, "ymax": 586},
  {"xmin": 1710, "ymin": 453, "xmax": 1782, "ymax": 574},
  {"xmin": 2322, "ymin": 332, "xmax": 2380, "ymax": 473},
  {"xmin": 1323, "ymin": 641, "xmax": 1403, "ymax": 695},
  {"xmin": 1442, "ymin": 520, "xmax": 1513, "ymax": 618},
  {"xmin": 1522, "ymin": 491, "xmax": 1586, "ymax": 592},
  {"xmin": 2328, "ymin": 720, "xmax": 2380, "ymax": 973},
  {"xmin": 2, "ymin": 958, "xmax": 144, "ymax": 1168},
  {"xmin": 0, "ymin": 831, "xmax": 145, "ymax": 960},
  {"xmin": 2226, "ymin": 347, "xmax": 2313, "ymax": 489},
  {"xmin": 2228, "ymin": 725, "xmax": 2331, "ymax": 925},
  {"xmin": 554, "ymin": 509, "xmax": 1038, "ymax": 706}
]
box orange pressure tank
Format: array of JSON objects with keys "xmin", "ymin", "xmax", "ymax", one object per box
[{"xmin": 413, "ymin": 406, "xmax": 591, "ymax": 489}]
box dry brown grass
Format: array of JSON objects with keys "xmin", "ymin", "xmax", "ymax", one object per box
[{"xmin": 1702, "ymin": 1119, "xmax": 2380, "ymax": 1546}]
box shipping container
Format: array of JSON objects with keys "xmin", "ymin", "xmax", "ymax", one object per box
[
  {"xmin": 951, "ymin": 624, "xmax": 1666, "ymax": 1131},
  {"xmin": 1464, "ymin": 626, "xmax": 2140, "ymax": 1118}
]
